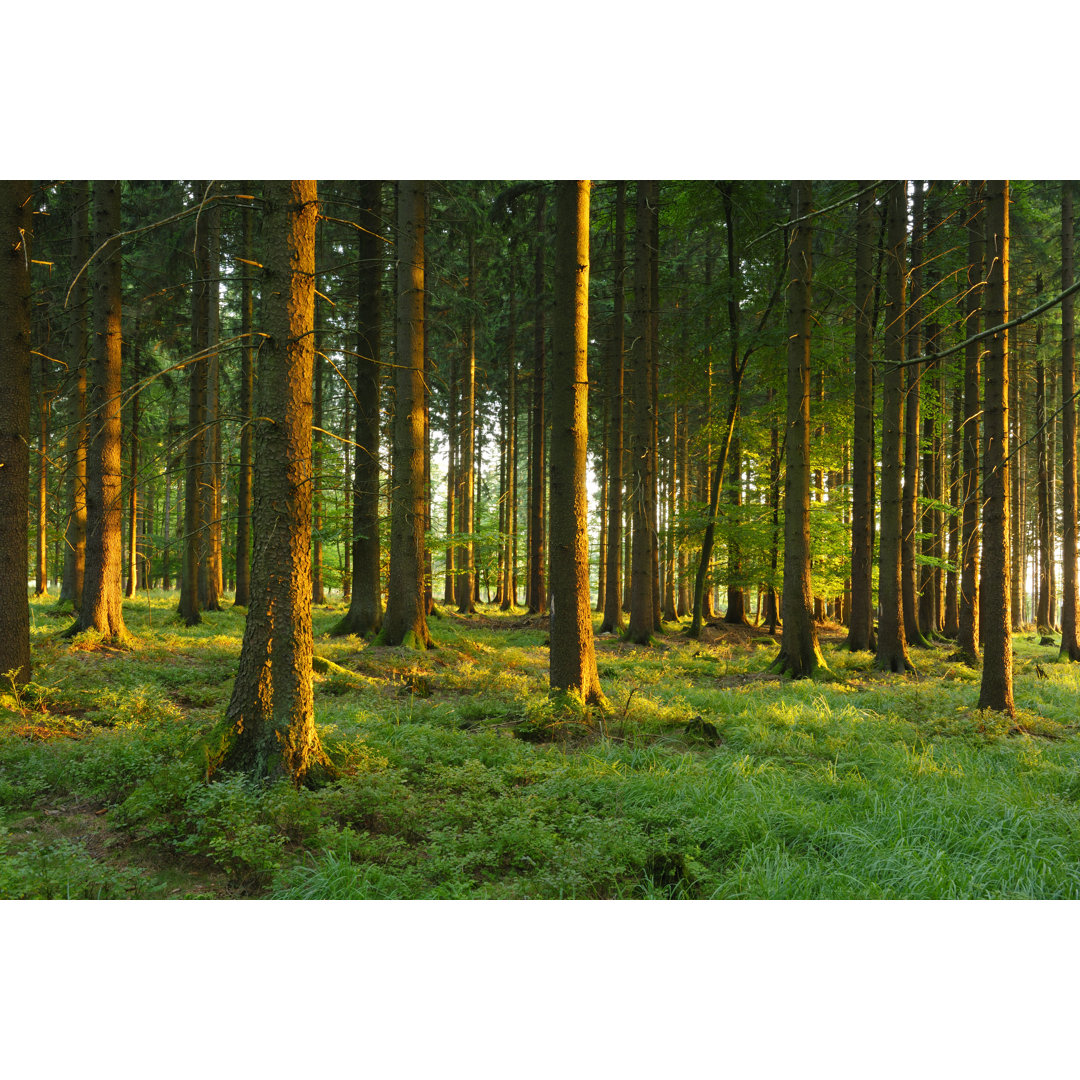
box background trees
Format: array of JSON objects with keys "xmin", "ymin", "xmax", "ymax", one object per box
[{"xmin": 10, "ymin": 177, "xmax": 1080, "ymax": 721}]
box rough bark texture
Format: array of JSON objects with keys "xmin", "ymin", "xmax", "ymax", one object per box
[
  {"xmin": 378, "ymin": 181, "xmax": 432, "ymax": 649},
  {"xmin": 548, "ymin": 181, "xmax": 603, "ymax": 703},
  {"xmin": 957, "ymin": 183, "xmax": 983, "ymax": 663},
  {"xmin": 978, "ymin": 180, "xmax": 1015, "ymax": 716},
  {"xmin": 501, "ymin": 228, "xmax": 519, "ymax": 611},
  {"xmin": 0, "ymin": 180, "xmax": 33, "ymax": 686},
  {"xmin": 219, "ymin": 180, "xmax": 330, "ymax": 783},
  {"xmin": 771, "ymin": 181, "xmax": 824, "ymax": 678},
  {"xmin": 848, "ymin": 182, "xmax": 876, "ymax": 650},
  {"xmin": 333, "ymin": 181, "xmax": 384, "ymax": 636},
  {"xmin": 72, "ymin": 181, "xmax": 126, "ymax": 641},
  {"xmin": 875, "ymin": 181, "xmax": 913, "ymax": 673},
  {"xmin": 1061, "ymin": 182, "xmax": 1080, "ymax": 661}
]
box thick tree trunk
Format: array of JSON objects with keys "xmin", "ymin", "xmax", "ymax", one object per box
[
  {"xmin": 311, "ymin": 228, "xmax": 327, "ymax": 607},
  {"xmin": 220, "ymin": 180, "xmax": 330, "ymax": 783},
  {"xmin": 875, "ymin": 180, "xmax": 913, "ymax": 673},
  {"xmin": 848, "ymin": 182, "xmax": 876, "ymax": 651},
  {"xmin": 978, "ymin": 180, "xmax": 1015, "ymax": 716},
  {"xmin": 771, "ymin": 181, "xmax": 824, "ymax": 678},
  {"xmin": 202, "ymin": 199, "xmax": 223, "ymax": 611},
  {"xmin": 71, "ymin": 181, "xmax": 126, "ymax": 641},
  {"xmin": 0, "ymin": 180, "xmax": 33, "ymax": 686},
  {"xmin": 548, "ymin": 180, "xmax": 603, "ymax": 703},
  {"xmin": 378, "ymin": 181, "xmax": 432, "ymax": 649}
]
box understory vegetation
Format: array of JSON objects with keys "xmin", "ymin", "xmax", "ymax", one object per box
[{"xmin": 4, "ymin": 594, "xmax": 1080, "ymax": 900}]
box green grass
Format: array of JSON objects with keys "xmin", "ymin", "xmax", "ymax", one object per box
[{"xmin": 3, "ymin": 593, "xmax": 1080, "ymax": 898}]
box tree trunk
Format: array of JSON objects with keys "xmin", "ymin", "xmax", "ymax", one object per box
[
  {"xmin": 600, "ymin": 181, "xmax": 626, "ymax": 634},
  {"xmin": 549, "ymin": 180, "xmax": 603, "ymax": 703},
  {"xmin": 219, "ymin": 180, "xmax": 330, "ymax": 783},
  {"xmin": 456, "ymin": 232, "xmax": 477, "ymax": 614},
  {"xmin": 71, "ymin": 181, "xmax": 126, "ymax": 641},
  {"xmin": 1061, "ymin": 180, "xmax": 1080, "ymax": 660},
  {"xmin": 902, "ymin": 182, "xmax": 928, "ymax": 648},
  {"xmin": 233, "ymin": 184, "xmax": 254, "ymax": 608},
  {"xmin": 501, "ymin": 229, "xmax": 519, "ymax": 611},
  {"xmin": 848, "ymin": 182, "xmax": 876, "ymax": 650},
  {"xmin": 627, "ymin": 181, "xmax": 657, "ymax": 644},
  {"xmin": 124, "ymin": 330, "xmax": 140, "ymax": 597},
  {"xmin": 527, "ymin": 190, "xmax": 547, "ymax": 614},
  {"xmin": 956, "ymin": 183, "xmax": 983, "ymax": 663},
  {"xmin": 311, "ymin": 219, "xmax": 327, "ymax": 606},
  {"xmin": 60, "ymin": 181, "xmax": 89, "ymax": 610},
  {"xmin": 875, "ymin": 180, "xmax": 913, "ymax": 673},
  {"xmin": 333, "ymin": 181, "xmax": 384, "ymax": 636},
  {"xmin": 771, "ymin": 181, "xmax": 825, "ymax": 678},
  {"xmin": 978, "ymin": 180, "xmax": 1015, "ymax": 716},
  {"xmin": 0, "ymin": 180, "xmax": 32, "ymax": 685},
  {"xmin": 378, "ymin": 181, "xmax": 432, "ymax": 649}
]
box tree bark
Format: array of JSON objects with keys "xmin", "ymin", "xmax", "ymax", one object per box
[
  {"xmin": 70, "ymin": 181, "xmax": 126, "ymax": 641},
  {"xmin": 847, "ymin": 182, "xmax": 876, "ymax": 650},
  {"xmin": 600, "ymin": 181, "xmax": 626, "ymax": 634},
  {"xmin": 378, "ymin": 181, "xmax": 433, "ymax": 649},
  {"xmin": 549, "ymin": 180, "xmax": 603, "ymax": 703},
  {"xmin": 60, "ymin": 181, "xmax": 89, "ymax": 610},
  {"xmin": 875, "ymin": 180, "xmax": 913, "ymax": 672},
  {"xmin": 627, "ymin": 181, "xmax": 657, "ymax": 644},
  {"xmin": 220, "ymin": 179, "xmax": 330, "ymax": 783},
  {"xmin": 771, "ymin": 181, "xmax": 825, "ymax": 678},
  {"xmin": 978, "ymin": 180, "xmax": 1015, "ymax": 716},
  {"xmin": 0, "ymin": 180, "xmax": 33, "ymax": 686},
  {"xmin": 527, "ymin": 190, "xmax": 547, "ymax": 615},
  {"xmin": 1061, "ymin": 180, "xmax": 1080, "ymax": 660},
  {"xmin": 233, "ymin": 184, "xmax": 254, "ymax": 608},
  {"xmin": 956, "ymin": 183, "xmax": 983, "ymax": 663}
]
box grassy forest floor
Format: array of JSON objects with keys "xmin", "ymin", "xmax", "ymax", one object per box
[{"xmin": 3, "ymin": 592, "xmax": 1080, "ymax": 899}]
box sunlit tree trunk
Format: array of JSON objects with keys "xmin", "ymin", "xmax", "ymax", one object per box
[
  {"xmin": 771, "ymin": 181, "xmax": 824, "ymax": 678},
  {"xmin": 220, "ymin": 180, "xmax": 330, "ymax": 783},
  {"xmin": 876, "ymin": 180, "xmax": 913, "ymax": 672},
  {"xmin": 71, "ymin": 180, "xmax": 126, "ymax": 641},
  {"xmin": 978, "ymin": 180, "xmax": 1015, "ymax": 716},
  {"xmin": 549, "ymin": 180, "xmax": 603, "ymax": 703},
  {"xmin": 0, "ymin": 180, "xmax": 32, "ymax": 685},
  {"xmin": 311, "ymin": 218, "xmax": 327, "ymax": 606}
]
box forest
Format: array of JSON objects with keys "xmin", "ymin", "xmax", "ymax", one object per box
[{"xmin": 3, "ymin": 177, "xmax": 1080, "ymax": 901}]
